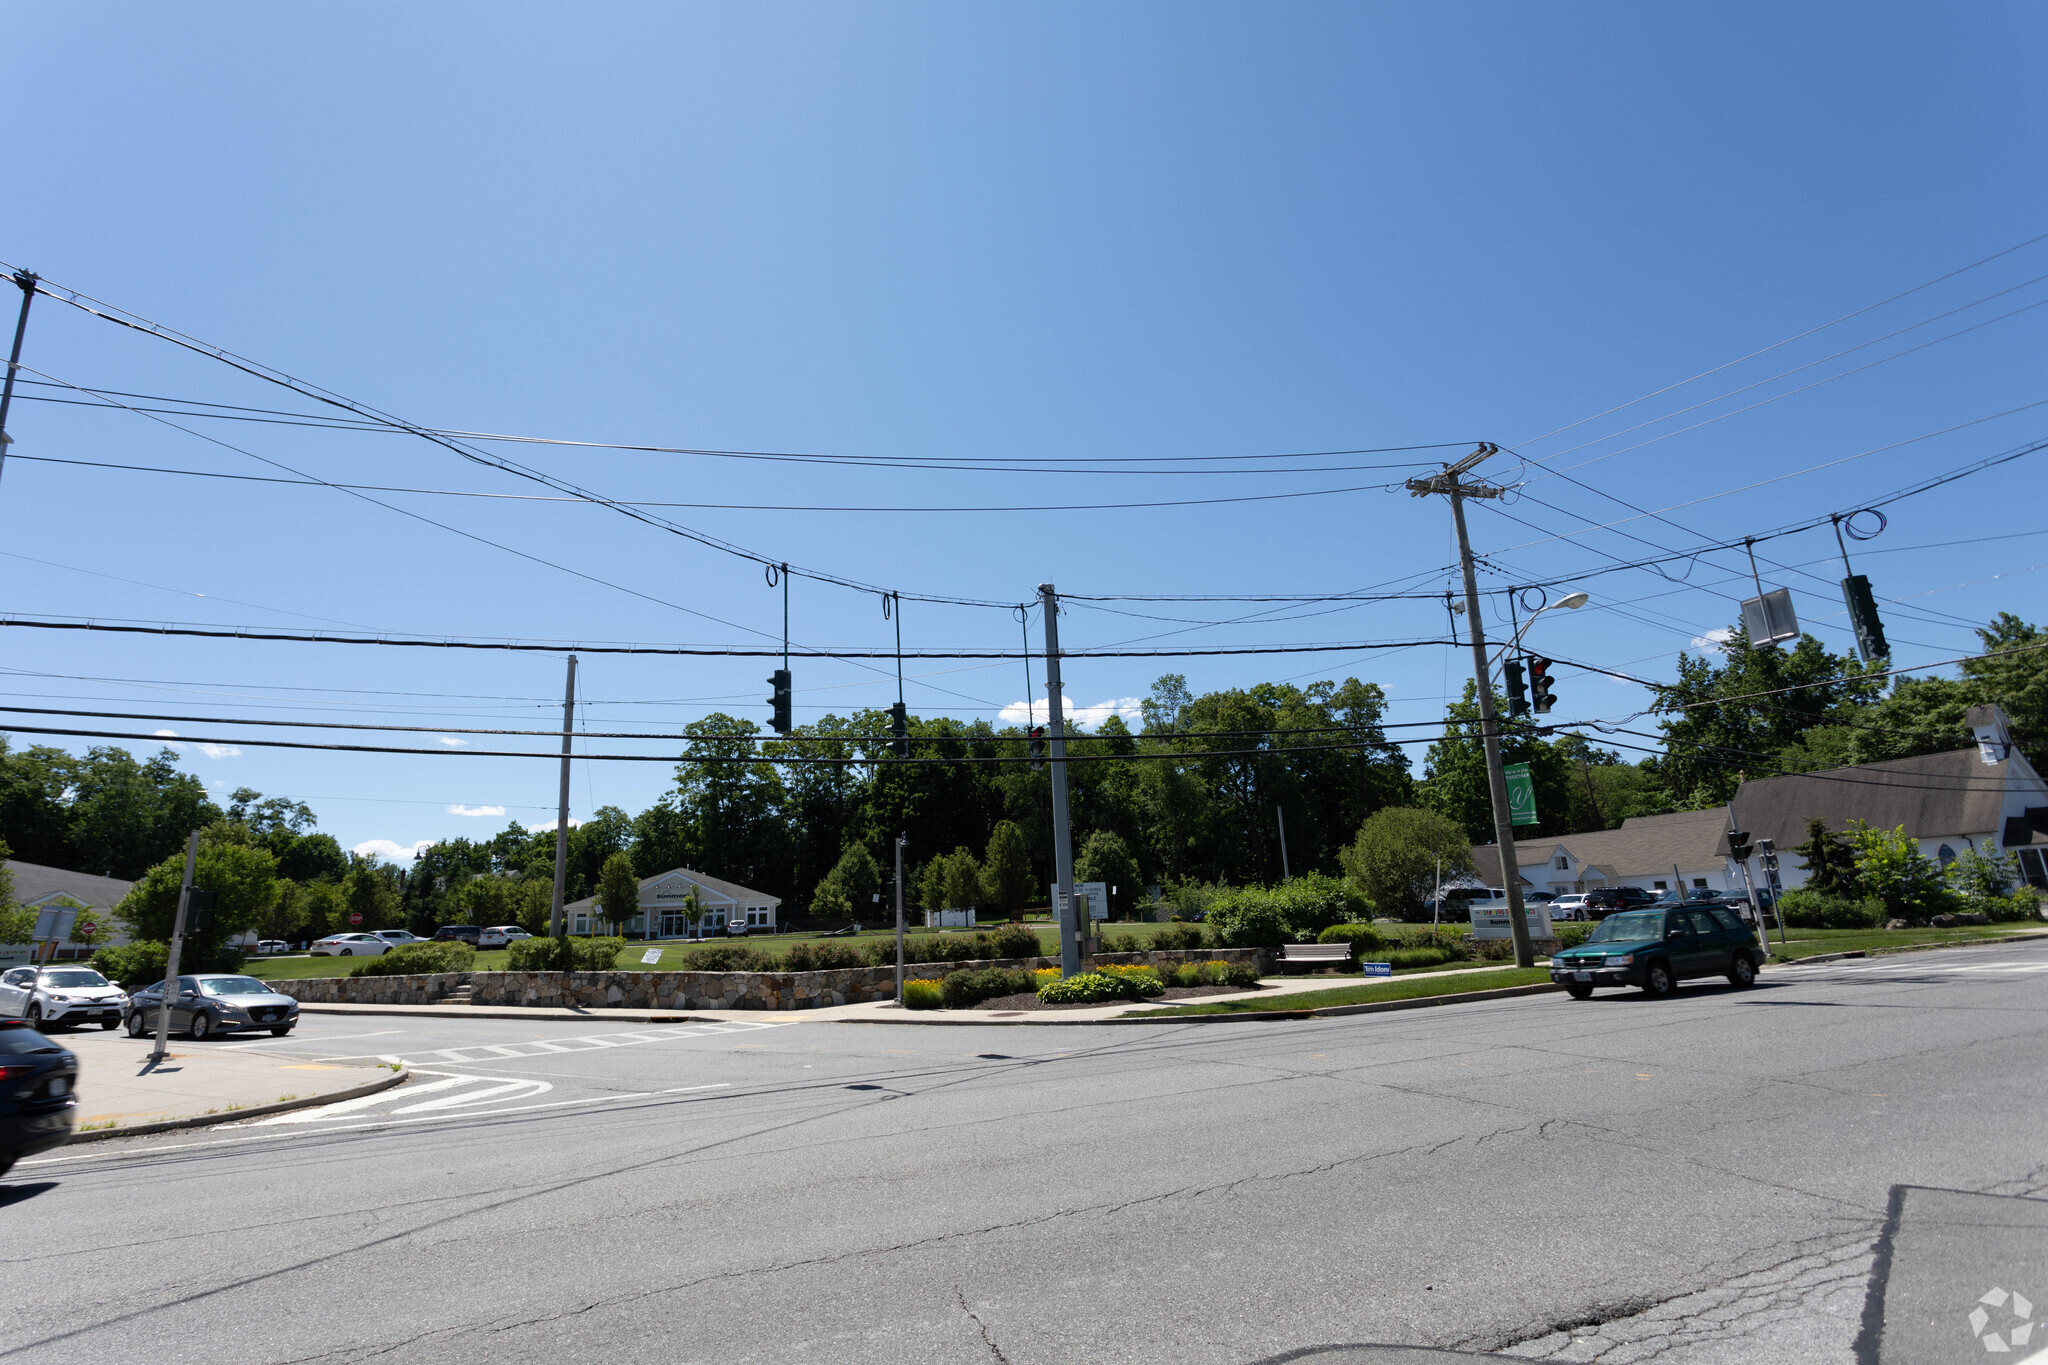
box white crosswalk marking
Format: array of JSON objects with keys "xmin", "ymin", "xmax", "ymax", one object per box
[{"xmin": 311, "ymin": 1018, "xmax": 792, "ymax": 1068}]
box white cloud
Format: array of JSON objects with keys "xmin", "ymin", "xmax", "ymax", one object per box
[
  {"xmin": 448, "ymin": 803, "xmax": 507, "ymax": 817},
  {"xmin": 1690, "ymin": 627, "xmax": 1736, "ymax": 653},
  {"xmin": 525, "ymin": 817, "xmax": 587, "ymax": 833},
  {"xmin": 439, "ymin": 735, "xmax": 468, "ymax": 747},
  {"xmin": 997, "ymin": 695, "xmax": 1144, "ymax": 731},
  {"xmin": 195, "ymin": 742, "xmax": 241, "ymax": 759},
  {"xmin": 154, "ymin": 729, "xmax": 179, "ymax": 739},
  {"xmin": 352, "ymin": 838, "xmax": 435, "ymax": 863}
]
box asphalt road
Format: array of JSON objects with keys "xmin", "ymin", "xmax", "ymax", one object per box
[{"xmin": 4, "ymin": 940, "xmax": 2046, "ymax": 1364}]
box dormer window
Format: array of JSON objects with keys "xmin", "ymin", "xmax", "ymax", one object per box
[{"xmin": 1554, "ymin": 854, "xmax": 1569, "ymax": 870}]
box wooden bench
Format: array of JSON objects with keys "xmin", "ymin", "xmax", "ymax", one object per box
[{"xmin": 1279, "ymin": 943, "xmax": 1352, "ymax": 974}]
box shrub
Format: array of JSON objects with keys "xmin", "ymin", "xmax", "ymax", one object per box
[
  {"xmin": 864, "ymin": 931, "xmax": 1008, "ymax": 967},
  {"xmin": 1777, "ymin": 888, "xmax": 1886, "ymax": 930},
  {"xmin": 1555, "ymin": 923, "xmax": 1592, "ymax": 949},
  {"xmin": 1098, "ymin": 930, "xmax": 1142, "ymax": 954},
  {"xmin": 903, "ymin": 979, "xmax": 943, "ymax": 1010},
  {"xmin": 785, "ymin": 941, "xmax": 866, "ymax": 972},
  {"xmin": 1471, "ymin": 938, "xmax": 1517, "ymax": 962},
  {"xmin": 1037, "ymin": 971, "xmax": 1140, "ymax": 1005},
  {"xmin": 1096, "ymin": 963, "xmax": 1165, "ymax": 996},
  {"xmin": 1386, "ymin": 947, "xmax": 1457, "ymax": 970},
  {"xmin": 1169, "ymin": 963, "xmax": 1203, "ymax": 988},
  {"xmin": 507, "ymin": 935, "xmax": 624, "ymax": 971},
  {"xmin": 940, "ymin": 967, "xmax": 1036, "ymax": 1007},
  {"xmin": 677, "ymin": 943, "xmax": 777, "ymax": 972},
  {"xmin": 1317, "ymin": 924, "xmax": 1386, "ymax": 954},
  {"xmin": 1221, "ymin": 960, "xmax": 1261, "ymax": 988},
  {"xmin": 350, "ymin": 941, "xmax": 475, "ymax": 977},
  {"xmin": 1152, "ymin": 923, "xmax": 1210, "ymax": 952},
  {"xmin": 91, "ymin": 940, "xmax": 169, "ymax": 989},
  {"xmin": 1207, "ymin": 873, "xmax": 1370, "ymax": 947},
  {"xmin": 986, "ymin": 921, "xmax": 1042, "ymax": 960},
  {"xmin": 1033, "ymin": 966, "xmax": 1060, "ymax": 988}
]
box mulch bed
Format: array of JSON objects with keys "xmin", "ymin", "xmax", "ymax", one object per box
[{"xmin": 968, "ymin": 984, "xmax": 1264, "ymax": 1013}]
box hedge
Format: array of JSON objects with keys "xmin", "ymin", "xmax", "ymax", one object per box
[
  {"xmin": 1206, "ymin": 872, "xmax": 1371, "ymax": 947},
  {"xmin": 506, "ymin": 935, "xmax": 627, "ymax": 971},
  {"xmin": 1777, "ymin": 889, "xmax": 1886, "ymax": 930},
  {"xmin": 940, "ymin": 967, "xmax": 1037, "ymax": 1007},
  {"xmin": 1316, "ymin": 924, "xmax": 1387, "ymax": 954},
  {"xmin": 351, "ymin": 941, "xmax": 476, "ymax": 977}
]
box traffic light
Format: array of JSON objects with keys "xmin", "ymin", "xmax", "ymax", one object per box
[
  {"xmin": 1841, "ymin": 575, "xmax": 1889, "ymax": 663},
  {"xmin": 767, "ymin": 669, "xmax": 792, "ymax": 734},
  {"xmin": 888, "ymin": 701, "xmax": 909, "ymax": 758},
  {"xmin": 1028, "ymin": 725, "xmax": 1045, "ymax": 770},
  {"xmin": 1757, "ymin": 838, "xmax": 1779, "ymax": 874},
  {"xmin": 1726, "ymin": 829, "xmax": 1753, "ymax": 863},
  {"xmin": 1504, "ymin": 659, "xmax": 1529, "ymax": 718},
  {"xmin": 1528, "ymin": 657, "xmax": 1556, "ymax": 714},
  {"xmin": 185, "ymin": 888, "xmax": 217, "ymax": 934}
]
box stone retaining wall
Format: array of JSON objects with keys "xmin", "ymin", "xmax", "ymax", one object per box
[{"xmin": 269, "ymin": 946, "xmax": 1268, "ymax": 1011}]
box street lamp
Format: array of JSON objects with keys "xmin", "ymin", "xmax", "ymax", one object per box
[{"xmin": 1494, "ymin": 591, "xmax": 1590, "ymax": 675}]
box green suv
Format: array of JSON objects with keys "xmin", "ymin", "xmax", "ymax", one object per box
[{"xmin": 1549, "ymin": 905, "xmax": 1765, "ymax": 999}]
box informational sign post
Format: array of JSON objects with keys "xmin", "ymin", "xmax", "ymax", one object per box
[
  {"xmin": 1360, "ymin": 962, "xmax": 1393, "ymax": 978},
  {"xmin": 1049, "ymin": 882, "xmax": 1109, "ymax": 922},
  {"xmin": 1469, "ymin": 904, "xmax": 1555, "ymax": 940}
]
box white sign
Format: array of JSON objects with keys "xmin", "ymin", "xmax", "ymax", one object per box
[
  {"xmin": 1468, "ymin": 904, "xmax": 1555, "ymax": 940},
  {"xmin": 1051, "ymin": 882, "xmax": 1109, "ymax": 922},
  {"xmin": 640, "ymin": 948, "xmax": 663, "ymax": 965}
]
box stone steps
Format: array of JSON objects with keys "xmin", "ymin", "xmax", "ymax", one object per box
[{"xmin": 437, "ymin": 984, "xmax": 475, "ymax": 1006}]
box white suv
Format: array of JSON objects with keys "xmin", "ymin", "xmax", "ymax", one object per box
[{"xmin": 0, "ymin": 965, "xmax": 129, "ymax": 1031}]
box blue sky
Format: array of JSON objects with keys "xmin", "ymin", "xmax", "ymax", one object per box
[{"xmin": 4, "ymin": 2, "xmax": 2045, "ymax": 862}]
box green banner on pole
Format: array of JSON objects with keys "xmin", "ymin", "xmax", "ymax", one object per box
[{"xmin": 1504, "ymin": 762, "xmax": 1538, "ymax": 826}]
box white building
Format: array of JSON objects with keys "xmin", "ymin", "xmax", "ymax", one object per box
[
  {"xmin": 561, "ymin": 867, "xmax": 781, "ymax": 939},
  {"xmin": 1, "ymin": 862, "xmax": 136, "ymax": 967},
  {"xmin": 1472, "ymin": 807, "xmax": 1742, "ymax": 902}
]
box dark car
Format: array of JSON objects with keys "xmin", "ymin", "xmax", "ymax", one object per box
[
  {"xmin": 433, "ymin": 924, "xmax": 483, "ymax": 944},
  {"xmin": 124, "ymin": 974, "xmax": 301, "ymax": 1040},
  {"xmin": 1549, "ymin": 906, "xmax": 1766, "ymax": 999},
  {"xmin": 1582, "ymin": 886, "xmax": 1659, "ymax": 918},
  {"xmin": 0, "ymin": 1019, "xmax": 77, "ymax": 1179}
]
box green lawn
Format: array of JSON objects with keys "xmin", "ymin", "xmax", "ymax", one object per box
[
  {"xmin": 1764, "ymin": 924, "xmax": 2045, "ymax": 962},
  {"xmin": 1130, "ymin": 966, "xmax": 1554, "ymax": 1017}
]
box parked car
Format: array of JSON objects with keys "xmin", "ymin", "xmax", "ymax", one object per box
[
  {"xmin": 433, "ymin": 924, "xmax": 483, "ymax": 945},
  {"xmin": 0, "ymin": 1019, "xmax": 77, "ymax": 1179},
  {"xmin": 309, "ymin": 933, "xmax": 391, "ymax": 957},
  {"xmin": 1548, "ymin": 906, "xmax": 1765, "ymax": 999},
  {"xmin": 723, "ymin": 919, "xmax": 752, "ymax": 936},
  {"xmin": 478, "ymin": 926, "xmax": 531, "ymax": 949},
  {"xmin": 1583, "ymin": 886, "xmax": 1660, "ymax": 918},
  {"xmin": 254, "ymin": 939, "xmax": 290, "ymax": 955},
  {"xmin": 374, "ymin": 930, "xmax": 426, "ymax": 946},
  {"xmin": 1549, "ymin": 894, "xmax": 1591, "ymax": 921},
  {"xmin": 1523, "ymin": 891, "xmax": 1558, "ymax": 903},
  {"xmin": 124, "ymin": 975, "xmax": 300, "ymax": 1040},
  {"xmin": 0, "ymin": 965, "xmax": 129, "ymax": 1031}
]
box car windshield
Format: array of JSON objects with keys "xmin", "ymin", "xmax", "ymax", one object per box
[
  {"xmin": 1588, "ymin": 910, "xmax": 1666, "ymax": 943},
  {"xmin": 199, "ymin": 976, "xmax": 272, "ymax": 996},
  {"xmin": 41, "ymin": 970, "xmax": 110, "ymax": 988},
  {"xmin": 0, "ymin": 1026, "xmax": 64, "ymax": 1055}
]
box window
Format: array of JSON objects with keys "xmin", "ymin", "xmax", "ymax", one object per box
[
  {"xmin": 1653, "ymin": 880, "xmax": 1668, "ymax": 891},
  {"xmin": 2018, "ymin": 848, "xmax": 2047, "ymax": 889},
  {"xmin": 1937, "ymin": 844, "xmax": 1957, "ymax": 866},
  {"xmin": 1693, "ymin": 878, "xmax": 1708, "ymax": 889},
  {"xmin": 1555, "ymin": 855, "xmax": 1569, "ymax": 870}
]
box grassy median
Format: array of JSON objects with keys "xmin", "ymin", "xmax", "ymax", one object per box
[{"xmin": 1127, "ymin": 966, "xmax": 1554, "ymax": 1017}]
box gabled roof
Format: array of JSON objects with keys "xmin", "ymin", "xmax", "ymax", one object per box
[
  {"xmin": 562, "ymin": 866, "xmax": 780, "ymax": 913},
  {"xmin": 1731, "ymin": 748, "xmax": 2032, "ymax": 850},
  {"xmin": 6, "ymin": 860, "xmax": 134, "ymax": 911},
  {"xmin": 1472, "ymin": 807, "xmax": 1731, "ymax": 885}
]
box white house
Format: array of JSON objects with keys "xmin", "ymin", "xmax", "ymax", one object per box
[
  {"xmin": 1472, "ymin": 807, "xmax": 1744, "ymax": 901},
  {"xmin": 2, "ymin": 862, "xmax": 136, "ymax": 967},
  {"xmin": 1728, "ymin": 703, "xmax": 2048, "ymax": 891},
  {"xmin": 561, "ymin": 867, "xmax": 781, "ymax": 939}
]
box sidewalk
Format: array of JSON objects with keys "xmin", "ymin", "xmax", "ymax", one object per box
[{"xmin": 57, "ymin": 1029, "xmax": 405, "ymax": 1140}]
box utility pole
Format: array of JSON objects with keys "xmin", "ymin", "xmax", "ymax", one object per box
[
  {"xmin": 1039, "ymin": 583, "xmax": 1081, "ymax": 978},
  {"xmin": 150, "ymin": 829, "xmax": 200, "ymax": 1065},
  {"xmin": 1276, "ymin": 806, "xmax": 1291, "ymax": 881},
  {"xmin": 894, "ymin": 833, "xmax": 907, "ymax": 1003},
  {"xmin": 1406, "ymin": 444, "xmax": 1535, "ymax": 969},
  {"xmin": 549, "ymin": 655, "xmax": 578, "ymax": 937},
  {"xmin": 0, "ymin": 271, "xmax": 38, "ymax": 493}
]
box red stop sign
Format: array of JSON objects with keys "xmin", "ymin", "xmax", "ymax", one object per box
[{"xmin": 349, "ymin": 912, "xmax": 363, "ymax": 925}]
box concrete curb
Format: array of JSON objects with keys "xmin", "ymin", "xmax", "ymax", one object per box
[
  {"xmin": 833, "ymin": 980, "xmax": 1565, "ymax": 1025},
  {"xmin": 296, "ymin": 1005, "xmax": 713, "ymax": 1023},
  {"xmin": 66, "ymin": 1065, "xmax": 410, "ymax": 1144}
]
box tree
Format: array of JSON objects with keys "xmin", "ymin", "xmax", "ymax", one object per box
[
  {"xmin": 68, "ymin": 901, "xmax": 111, "ymax": 953},
  {"xmin": 0, "ymin": 837, "xmax": 26, "ymax": 947},
  {"xmin": 298, "ymin": 880, "xmax": 346, "ymax": 939},
  {"xmin": 1074, "ymin": 830, "xmax": 1141, "ymax": 919},
  {"xmin": 116, "ymin": 834, "xmax": 279, "ymax": 965},
  {"xmin": 1339, "ymin": 807, "xmax": 1474, "ymax": 919},
  {"xmin": 980, "ymin": 821, "xmax": 1034, "ymax": 920},
  {"xmin": 1421, "ymin": 682, "xmax": 1570, "ymax": 842},
  {"xmin": 340, "ymin": 859, "xmax": 401, "ymax": 932},
  {"xmin": 1846, "ymin": 822, "xmax": 1953, "ymax": 920},
  {"xmin": 1946, "ymin": 845, "xmax": 2016, "ymax": 902},
  {"xmin": 1791, "ymin": 818, "xmax": 1859, "ymax": 897},
  {"xmin": 595, "ymin": 851, "xmax": 641, "ymax": 936},
  {"xmin": 260, "ymin": 879, "xmax": 313, "ymax": 944},
  {"xmin": 940, "ymin": 848, "xmax": 983, "ymax": 913}
]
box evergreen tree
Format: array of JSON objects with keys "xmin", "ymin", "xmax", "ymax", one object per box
[{"xmin": 1792, "ymin": 818, "xmax": 1860, "ymax": 896}]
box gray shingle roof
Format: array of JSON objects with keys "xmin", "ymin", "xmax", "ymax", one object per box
[
  {"xmin": 1729, "ymin": 748, "xmax": 2020, "ymax": 850},
  {"xmin": 1473, "ymin": 807, "xmax": 1731, "ymax": 885},
  {"xmin": 562, "ymin": 866, "xmax": 779, "ymax": 913},
  {"xmin": 6, "ymin": 860, "xmax": 134, "ymax": 911}
]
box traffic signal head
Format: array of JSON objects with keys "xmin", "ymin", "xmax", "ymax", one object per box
[
  {"xmin": 185, "ymin": 888, "xmax": 217, "ymax": 934},
  {"xmin": 1504, "ymin": 659, "xmax": 1529, "ymax": 718},
  {"xmin": 888, "ymin": 701, "xmax": 909, "ymax": 758},
  {"xmin": 1028, "ymin": 725, "xmax": 1045, "ymax": 770},
  {"xmin": 1528, "ymin": 657, "xmax": 1556, "ymax": 714},
  {"xmin": 767, "ymin": 669, "xmax": 792, "ymax": 734},
  {"xmin": 1726, "ymin": 828, "xmax": 1753, "ymax": 863},
  {"xmin": 1757, "ymin": 837, "xmax": 1778, "ymax": 872}
]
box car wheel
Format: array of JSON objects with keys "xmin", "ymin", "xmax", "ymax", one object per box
[
  {"xmin": 271, "ymin": 1026, "xmax": 293, "ymax": 1037},
  {"xmin": 25, "ymin": 1003, "xmax": 45, "ymax": 1032},
  {"xmin": 339, "ymin": 948, "xmax": 353, "ymax": 956},
  {"xmin": 190, "ymin": 1012, "xmax": 213, "ymax": 1040},
  {"xmin": 1565, "ymin": 983, "xmax": 1594, "ymax": 1000},
  {"xmin": 100, "ymin": 1018, "xmax": 119, "ymax": 1030},
  {"xmin": 1642, "ymin": 961, "xmax": 1675, "ymax": 998},
  {"xmin": 1727, "ymin": 955, "xmax": 1757, "ymax": 989},
  {"xmin": 126, "ymin": 1010, "xmax": 150, "ymax": 1038}
]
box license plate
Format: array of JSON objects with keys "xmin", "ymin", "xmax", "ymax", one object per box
[
  {"xmin": 1573, "ymin": 971, "xmax": 1590, "ymax": 982},
  {"xmin": 47, "ymin": 1077, "xmax": 69, "ymax": 1097}
]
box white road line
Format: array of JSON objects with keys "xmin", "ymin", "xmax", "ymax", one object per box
[
  {"xmin": 479, "ymin": 1045, "xmax": 531, "ymax": 1057},
  {"xmin": 251, "ymin": 1073, "xmax": 480, "ymax": 1123},
  {"xmin": 220, "ymin": 1030, "xmax": 401, "ymax": 1050},
  {"xmin": 23, "ymin": 1083, "xmax": 733, "ymax": 1164},
  {"xmin": 394, "ymin": 1076, "xmax": 550, "ymax": 1113}
]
